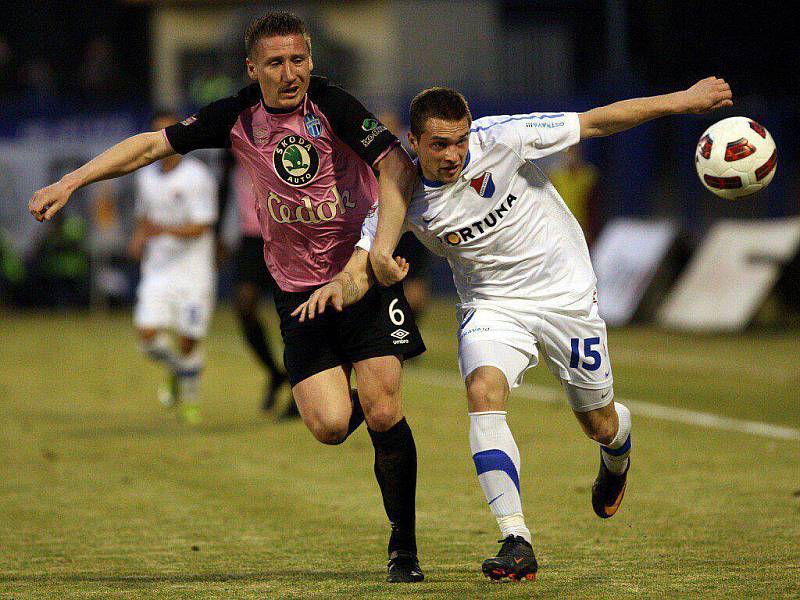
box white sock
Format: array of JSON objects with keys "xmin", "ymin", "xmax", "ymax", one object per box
[
  {"xmin": 469, "ymin": 411, "xmax": 531, "ymax": 543},
  {"xmin": 176, "ymin": 347, "xmax": 204, "ymax": 405},
  {"xmin": 140, "ymin": 333, "xmax": 180, "ymax": 371},
  {"xmin": 601, "ymin": 403, "xmax": 632, "ymax": 474}
]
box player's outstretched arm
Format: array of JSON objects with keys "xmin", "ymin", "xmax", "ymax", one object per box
[
  {"xmin": 579, "ymin": 76, "xmax": 733, "ymax": 139},
  {"xmin": 28, "ymin": 131, "xmax": 176, "ymax": 222},
  {"xmin": 370, "ymin": 146, "xmax": 417, "ymax": 286},
  {"xmin": 292, "ymin": 250, "xmax": 409, "ymax": 322}
]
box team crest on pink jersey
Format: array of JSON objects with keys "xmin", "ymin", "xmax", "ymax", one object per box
[
  {"xmin": 304, "ymin": 113, "xmax": 323, "ymax": 138},
  {"xmin": 469, "ymin": 172, "xmax": 495, "ymax": 198}
]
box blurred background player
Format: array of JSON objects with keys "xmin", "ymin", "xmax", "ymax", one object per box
[
  {"xmin": 547, "ymin": 145, "xmax": 602, "ymax": 247},
  {"xmin": 128, "ymin": 111, "xmax": 218, "ymax": 425},
  {"xmin": 218, "ymin": 150, "xmax": 295, "ymax": 416}
]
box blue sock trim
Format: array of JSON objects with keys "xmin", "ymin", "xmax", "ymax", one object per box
[
  {"xmin": 473, "ymin": 449, "xmax": 520, "ymax": 493},
  {"xmin": 602, "ymin": 435, "xmax": 631, "ymax": 456},
  {"xmin": 176, "ymin": 368, "xmax": 201, "ymax": 378}
]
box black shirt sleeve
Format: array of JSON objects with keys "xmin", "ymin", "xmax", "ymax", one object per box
[
  {"xmin": 309, "ymin": 77, "xmax": 399, "ymax": 166},
  {"xmin": 164, "ymin": 85, "xmax": 261, "ymax": 155}
]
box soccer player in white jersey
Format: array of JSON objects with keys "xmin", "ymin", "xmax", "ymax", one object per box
[
  {"xmin": 293, "ymin": 76, "xmax": 733, "ymax": 581},
  {"xmin": 128, "ymin": 111, "xmax": 218, "ymax": 425}
]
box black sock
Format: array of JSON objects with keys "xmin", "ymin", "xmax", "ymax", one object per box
[
  {"xmin": 368, "ymin": 417, "xmax": 418, "ymax": 556},
  {"xmin": 239, "ymin": 314, "xmax": 281, "ymax": 377},
  {"xmin": 346, "ymin": 390, "xmax": 365, "ymax": 438}
]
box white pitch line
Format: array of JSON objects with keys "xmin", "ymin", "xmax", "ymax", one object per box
[{"xmin": 408, "ymin": 367, "xmax": 800, "ymax": 442}]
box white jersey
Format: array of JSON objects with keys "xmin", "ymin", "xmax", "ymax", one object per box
[
  {"xmin": 359, "ymin": 112, "xmax": 595, "ymax": 311},
  {"xmin": 134, "ymin": 157, "xmax": 218, "ymax": 290}
]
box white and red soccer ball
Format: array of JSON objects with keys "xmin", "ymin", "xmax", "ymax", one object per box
[{"xmin": 695, "ymin": 116, "xmax": 777, "ymax": 200}]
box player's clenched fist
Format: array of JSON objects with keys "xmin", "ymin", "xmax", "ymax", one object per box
[{"xmin": 28, "ymin": 181, "xmax": 72, "ymax": 222}]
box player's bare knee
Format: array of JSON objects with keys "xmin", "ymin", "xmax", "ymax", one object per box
[
  {"xmin": 178, "ymin": 336, "xmax": 199, "ymax": 355},
  {"xmin": 305, "ymin": 417, "xmax": 349, "ymax": 445},
  {"xmin": 465, "ymin": 369, "xmax": 507, "ymax": 411},
  {"xmin": 363, "ymin": 399, "xmax": 402, "ymax": 432},
  {"xmin": 586, "ymin": 419, "xmax": 617, "ymax": 445}
]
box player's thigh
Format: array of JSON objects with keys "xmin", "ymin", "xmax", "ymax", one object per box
[
  {"xmin": 457, "ymin": 307, "xmax": 537, "ymax": 393},
  {"xmin": 134, "ymin": 281, "xmax": 174, "ymax": 332},
  {"xmin": 536, "ymin": 299, "xmax": 613, "ymax": 391},
  {"xmin": 292, "ymin": 365, "xmax": 353, "ymax": 441},
  {"xmin": 352, "ymin": 355, "xmax": 403, "ymax": 429},
  {"xmin": 175, "ymin": 288, "xmax": 215, "ymax": 340},
  {"xmin": 336, "ymin": 283, "xmax": 426, "ymax": 370},
  {"xmin": 464, "ymin": 364, "xmax": 511, "ymax": 412}
]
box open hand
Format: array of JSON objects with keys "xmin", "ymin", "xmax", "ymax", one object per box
[
  {"xmin": 681, "ymin": 76, "xmax": 733, "ymax": 114},
  {"xmin": 291, "ymin": 281, "xmax": 344, "ymax": 322}
]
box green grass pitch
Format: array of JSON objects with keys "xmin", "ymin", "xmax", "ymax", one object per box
[{"xmin": 1, "ymin": 301, "xmax": 798, "ymax": 598}]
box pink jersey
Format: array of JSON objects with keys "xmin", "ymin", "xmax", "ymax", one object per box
[{"xmin": 165, "ymin": 76, "xmax": 399, "ymax": 292}]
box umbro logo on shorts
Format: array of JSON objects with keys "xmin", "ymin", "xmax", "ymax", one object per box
[{"xmin": 391, "ymin": 328, "xmax": 410, "ymax": 344}]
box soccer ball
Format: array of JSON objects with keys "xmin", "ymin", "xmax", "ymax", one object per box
[{"xmin": 694, "ymin": 116, "xmax": 777, "ymax": 200}]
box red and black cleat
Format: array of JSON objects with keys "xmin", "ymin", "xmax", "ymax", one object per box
[{"xmin": 481, "ymin": 535, "xmax": 538, "ymax": 582}]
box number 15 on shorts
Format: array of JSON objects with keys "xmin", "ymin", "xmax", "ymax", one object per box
[{"xmin": 569, "ymin": 337, "xmax": 602, "ymax": 371}]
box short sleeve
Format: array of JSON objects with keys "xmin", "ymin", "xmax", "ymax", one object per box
[
  {"xmin": 164, "ymin": 85, "xmax": 259, "ymax": 155},
  {"xmin": 471, "ymin": 112, "xmax": 580, "ymax": 160},
  {"xmin": 310, "ymin": 79, "xmax": 400, "ymax": 167},
  {"xmin": 355, "ymin": 202, "xmax": 379, "ymax": 253}
]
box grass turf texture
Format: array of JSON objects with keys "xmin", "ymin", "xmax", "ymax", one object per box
[{"xmin": 1, "ymin": 301, "xmax": 798, "ymax": 599}]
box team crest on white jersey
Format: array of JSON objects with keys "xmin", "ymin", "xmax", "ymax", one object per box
[{"xmin": 469, "ymin": 172, "xmax": 495, "ymax": 198}]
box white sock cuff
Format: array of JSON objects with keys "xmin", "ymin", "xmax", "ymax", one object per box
[
  {"xmin": 177, "ymin": 347, "xmax": 204, "ymax": 374},
  {"xmin": 607, "ymin": 402, "xmax": 632, "ymax": 449}
]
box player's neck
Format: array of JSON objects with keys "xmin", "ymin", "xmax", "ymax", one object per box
[{"xmin": 262, "ymin": 99, "xmax": 303, "ymax": 114}]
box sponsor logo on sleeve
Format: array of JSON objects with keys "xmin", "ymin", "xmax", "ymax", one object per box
[
  {"xmin": 362, "ymin": 118, "xmax": 379, "ymax": 131},
  {"xmin": 272, "ymin": 134, "xmax": 320, "ymax": 187},
  {"xmin": 361, "ymin": 124, "xmax": 388, "ymax": 148}
]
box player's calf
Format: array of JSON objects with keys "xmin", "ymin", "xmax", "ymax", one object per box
[{"xmin": 569, "ymin": 388, "xmax": 632, "ymax": 518}]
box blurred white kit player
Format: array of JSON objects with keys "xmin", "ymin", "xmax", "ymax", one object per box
[{"xmin": 132, "ymin": 149, "xmax": 218, "ymax": 423}]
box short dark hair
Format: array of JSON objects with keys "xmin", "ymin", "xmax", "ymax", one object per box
[
  {"xmin": 409, "ymin": 87, "xmax": 472, "ymax": 137},
  {"xmin": 245, "ymin": 11, "xmax": 312, "ymax": 58}
]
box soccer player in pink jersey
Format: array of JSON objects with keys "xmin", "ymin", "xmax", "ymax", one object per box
[{"xmin": 28, "ymin": 11, "xmax": 425, "ymax": 583}]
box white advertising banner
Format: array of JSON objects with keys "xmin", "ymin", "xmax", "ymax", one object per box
[
  {"xmin": 658, "ymin": 217, "xmax": 800, "ymax": 331},
  {"xmin": 593, "ymin": 219, "xmax": 679, "ymax": 326}
]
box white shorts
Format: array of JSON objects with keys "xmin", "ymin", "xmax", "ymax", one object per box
[
  {"xmin": 134, "ymin": 278, "xmax": 215, "ymax": 339},
  {"xmin": 457, "ymin": 290, "xmax": 613, "ymax": 408}
]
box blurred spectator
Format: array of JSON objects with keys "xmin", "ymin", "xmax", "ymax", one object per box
[
  {"xmin": 0, "ymin": 35, "xmax": 20, "ymax": 97},
  {"xmin": 547, "ymin": 146, "xmax": 602, "ymax": 246},
  {"xmin": 77, "ymin": 35, "xmax": 130, "ymax": 103},
  {"xmin": 29, "ymin": 211, "xmax": 90, "ymax": 307}
]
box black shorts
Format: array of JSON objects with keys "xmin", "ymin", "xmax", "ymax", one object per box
[
  {"xmin": 273, "ymin": 282, "xmax": 426, "ymax": 386},
  {"xmin": 395, "ymin": 232, "xmax": 431, "ymax": 280},
  {"xmin": 234, "ymin": 235, "xmax": 277, "ymax": 292}
]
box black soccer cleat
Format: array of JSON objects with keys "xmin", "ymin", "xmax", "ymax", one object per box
[
  {"xmin": 591, "ymin": 456, "xmax": 629, "ymax": 519},
  {"xmin": 481, "ymin": 535, "xmax": 538, "ymax": 582},
  {"xmin": 387, "ymin": 550, "xmax": 424, "ymax": 583}
]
